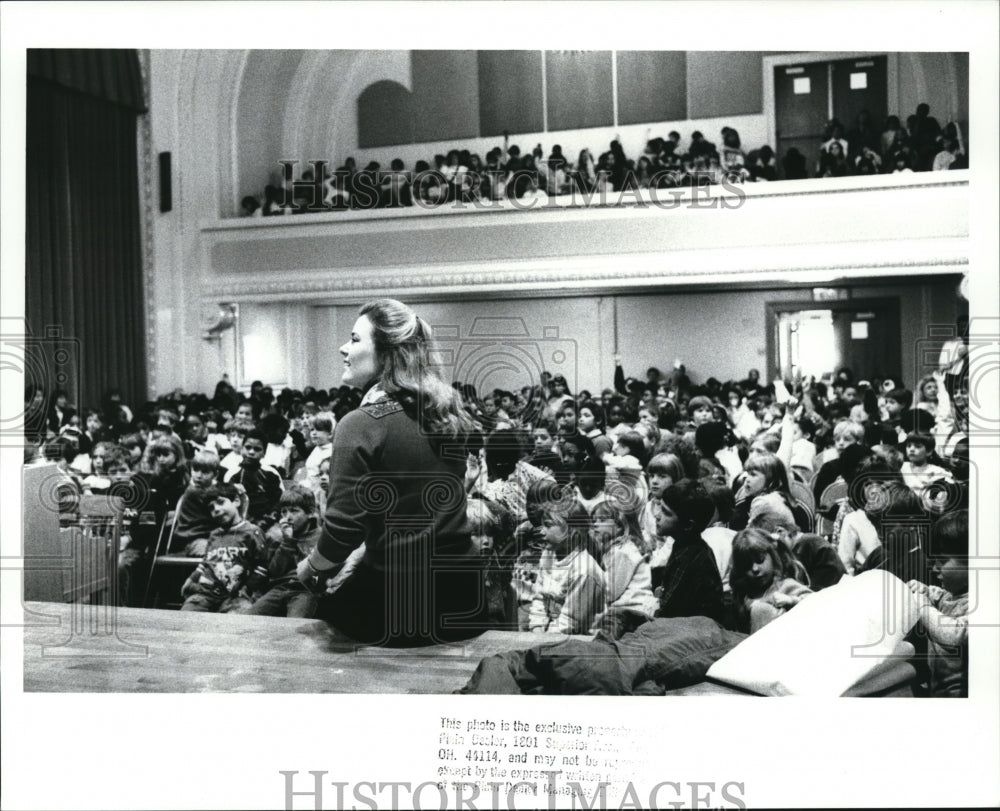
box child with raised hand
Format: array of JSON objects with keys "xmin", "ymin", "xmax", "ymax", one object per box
[
  {"xmin": 180, "ymin": 483, "xmax": 265, "ymax": 613},
  {"xmin": 589, "ymin": 500, "xmax": 658, "ymax": 637},
  {"xmin": 907, "ymin": 509, "xmax": 969, "ymax": 696},
  {"xmin": 653, "ymin": 479, "xmax": 724, "ymax": 623},
  {"xmin": 730, "ymin": 527, "xmax": 812, "ymax": 633},
  {"xmin": 248, "ymin": 486, "xmax": 325, "ymax": 618},
  {"xmin": 528, "ymin": 501, "xmax": 605, "ymax": 634}
]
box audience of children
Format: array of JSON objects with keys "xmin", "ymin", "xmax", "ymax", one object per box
[
  {"xmin": 26, "ymin": 329, "xmax": 971, "ymax": 695},
  {"xmin": 238, "ymin": 103, "xmax": 967, "ymax": 217}
]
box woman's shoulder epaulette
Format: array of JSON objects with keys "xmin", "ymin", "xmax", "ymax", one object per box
[{"xmin": 360, "ymin": 399, "xmax": 404, "ymax": 419}]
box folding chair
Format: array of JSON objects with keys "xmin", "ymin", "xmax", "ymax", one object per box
[
  {"xmin": 788, "ymin": 479, "xmax": 816, "ymax": 516},
  {"xmin": 143, "ymin": 495, "xmax": 200, "ymax": 609},
  {"xmin": 816, "ymin": 480, "xmax": 849, "ymax": 542},
  {"xmin": 788, "ymin": 479, "xmax": 816, "ymax": 532}
]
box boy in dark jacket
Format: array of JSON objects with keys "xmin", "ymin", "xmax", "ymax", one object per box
[
  {"xmin": 247, "ymin": 486, "xmax": 327, "ymax": 618},
  {"xmin": 180, "ymin": 483, "xmax": 265, "ymax": 613},
  {"xmin": 223, "ymin": 428, "xmax": 283, "ymax": 527},
  {"xmin": 653, "ymin": 479, "xmax": 724, "ymax": 623}
]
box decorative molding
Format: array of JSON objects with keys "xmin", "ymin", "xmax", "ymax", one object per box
[{"xmin": 201, "ymin": 241, "xmax": 968, "ymax": 302}]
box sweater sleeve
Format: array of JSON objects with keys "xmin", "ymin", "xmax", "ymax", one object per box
[
  {"xmin": 837, "ymin": 514, "xmax": 860, "ymax": 575},
  {"xmin": 604, "ymin": 545, "xmax": 638, "ymax": 605},
  {"xmin": 553, "ymin": 562, "xmax": 605, "ymax": 635},
  {"xmin": 923, "ymin": 593, "xmax": 969, "ymax": 648},
  {"xmin": 316, "ymin": 411, "xmax": 376, "ymax": 566}
]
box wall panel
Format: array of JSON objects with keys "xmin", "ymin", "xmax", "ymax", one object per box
[
  {"xmin": 477, "ymin": 51, "xmax": 544, "ymax": 137},
  {"xmin": 545, "ymin": 51, "xmax": 614, "ymax": 132},
  {"xmin": 617, "ymin": 51, "xmax": 688, "ymax": 125},
  {"xmin": 687, "ymin": 51, "xmax": 765, "ymax": 118},
  {"xmin": 412, "ymin": 51, "xmax": 480, "ymax": 143}
]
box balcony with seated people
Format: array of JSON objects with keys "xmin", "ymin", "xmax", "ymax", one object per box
[{"xmin": 198, "ymin": 170, "xmax": 968, "ymax": 304}]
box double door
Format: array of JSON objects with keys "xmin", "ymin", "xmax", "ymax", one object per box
[{"xmin": 774, "ymin": 55, "xmax": 887, "ymax": 177}]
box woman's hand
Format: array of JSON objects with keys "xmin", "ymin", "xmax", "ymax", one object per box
[
  {"xmin": 465, "ymin": 453, "xmax": 482, "ymax": 491},
  {"xmin": 296, "ymin": 557, "xmax": 317, "ymax": 586}
]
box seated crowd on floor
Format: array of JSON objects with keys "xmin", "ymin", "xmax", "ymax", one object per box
[{"xmin": 24, "ymin": 337, "xmax": 971, "ymax": 696}]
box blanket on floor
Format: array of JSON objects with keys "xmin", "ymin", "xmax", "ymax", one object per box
[{"xmin": 458, "ymin": 616, "xmax": 746, "ymax": 695}]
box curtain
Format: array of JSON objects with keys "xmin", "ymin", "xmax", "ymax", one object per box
[{"xmin": 25, "ymin": 49, "xmax": 147, "ymax": 417}]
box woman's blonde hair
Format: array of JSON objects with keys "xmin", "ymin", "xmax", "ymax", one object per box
[{"xmin": 358, "ymin": 299, "xmax": 475, "ymax": 437}]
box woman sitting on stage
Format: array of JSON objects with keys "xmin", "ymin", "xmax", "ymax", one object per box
[{"xmin": 297, "ymin": 298, "xmax": 484, "ymax": 646}]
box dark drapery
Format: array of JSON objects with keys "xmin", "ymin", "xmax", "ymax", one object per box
[{"xmin": 25, "ymin": 49, "xmax": 148, "ymax": 417}]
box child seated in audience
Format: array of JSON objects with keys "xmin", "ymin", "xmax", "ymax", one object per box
[
  {"xmin": 103, "ymin": 447, "xmax": 135, "ymax": 488},
  {"xmin": 512, "ymin": 479, "xmax": 560, "ymax": 631},
  {"xmin": 220, "ymin": 418, "xmax": 253, "ymax": 475},
  {"xmin": 748, "ymin": 493, "xmax": 846, "ymax": 590},
  {"xmin": 730, "ymin": 527, "xmax": 812, "ymax": 633},
  {"xmin": 305, "ymin": 412, "xmax": 335, "ymax": 493},
  {"xmin": 315, "ymin": 456, "xmax": 331, "ymax": 513},
  {"xmin": 589, "ymin": 501, "xmax": 658, "ymax": 638},
  {"xmin": 732, "ymin": 451, "xmax": 811, "ymax": 533},
  {"xmin": 180, "ymin": 483, "xmax": 265, "ymax": 613},
  {"xmin": 528, "ymin": 501, "xmax": 605, "ymax": 634},
  {"xmin": 900, "ymin": 432, "xmax": 953, "ymax": 499},
  {"xmin": 907, "ymin": 509, "xmax": 969, "ymax": 697},
  {"xmin": 641, "ymin": 452, "xmax": 686, "ymax": 555},
  {"xmin": 260, "ymin": 413, "xmax": 293, "ymax": 478},
  {"xmin": 81, "ymin": 441, "xmax": 117, "ymax": 493},
  {"xmin": 119, "ymin": 432, "xmax": 145, "ymax": 469},
  {"xmin": 248, "ymin": 486, "xmax": 326, "ymax": 618},
  {"xmin": 573, "ymin": 454, "xmax": 608, "ymax": 516},
  {"xmin": 610, "ymin": 431, "xmax": 645, "ymax": 469},
  {"xmin": 653, "ymin": 479, "xmax": 724, "ymax": 623},
  {"xmin": 468, "ymin": 497, "xmax": 516, "ymax": 629},
  {"xmin": 224, "ymin": 428, "xmax": 283, "ymax": 526},
  {"xmin": 168, "ymin": 450, "xmax": 221, "ymax": 556}
]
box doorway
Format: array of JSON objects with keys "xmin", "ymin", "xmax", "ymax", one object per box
[
  {"xmin": 766, "ymin": 297, "xmax": 901, "ymax": 384},
  {"xmin": 768, "ymin": 53, "xmax": 891, "ymax": 178}
]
